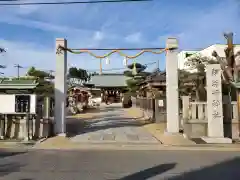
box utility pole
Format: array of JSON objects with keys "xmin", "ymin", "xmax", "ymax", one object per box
[
  {"xmin": 157, "ymin": 59, "xmax": 160, "ymax": 71},
  {"xmin": 0, "ymin": 48, "xmax": 7, "ymax": 75},
  {"xmin": 14, "ymin": 64, "xmax": 23, "ymax": 79},
  {"xmin": 0, "ymin": 47, "xmax": 6, "ymax": 77}
]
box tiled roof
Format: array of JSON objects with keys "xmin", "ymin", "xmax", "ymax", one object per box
[
  {"xmin": 85, "ymin": 74, "xmax": 128, "ymax": 87},
  {"xmin": 0, "ymin": 79, "xmax": 38, "ymax": 89},
  {"xmin": 0, "ymin": 79, "xmax": 37, "ymax": 84},
  {"xmin": 145, "ymin": 71, "xmax": 166, "ymax": 82}
]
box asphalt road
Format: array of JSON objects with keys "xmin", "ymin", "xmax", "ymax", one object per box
[{"xmin": 0, "ymin": 149, "xmax": 239, "ymax": 180}]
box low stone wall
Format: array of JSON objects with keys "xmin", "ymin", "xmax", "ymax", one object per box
[
  {"xmin": 182, "ymin": 96, "xmax": 240, "ymax": 140},
  {"xmin": 0, "ymin": 114, "xmax": 54, "ymax": 141},
  {"xmin": 183, "ymin": 120, "xmax": 207, "ymax": 138},
  {"xmin": 183, "ymin": 120, "xmax": 240, "ymax": 140}
]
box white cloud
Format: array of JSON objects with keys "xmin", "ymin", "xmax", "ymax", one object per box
[
  {"xmin": 93, "ymin": 31, "xmax": 104, "ymax": 41},
  {"xmin": 124, "ymin": 32, "xmax": 142, "ymax": 43},
  {"xmin": 0, "ymin": 39, "xmax": 54, "ymax": 76},
  {"xmin": 0, "ymin": 0, "xmax": 240, "ymax": 74},
  {"xmin": 0, "ymin": 16, "xmax": 94, "ymax": 35},
  {"xmin": 0, "ymin": 38, "xmax": 131, "ymax": 76}
]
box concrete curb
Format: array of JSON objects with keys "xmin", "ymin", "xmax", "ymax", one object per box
[
  {"xmin": 35, "ymin": 137, "xmax": 48, "ymax": 144},
  {"xmin": 32, "ymin": 144, "xmax": 240, "ymax": 151}
]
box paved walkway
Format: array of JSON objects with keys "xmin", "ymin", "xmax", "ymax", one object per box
[{"xmin": 68, "ymin": 103, "xmax": 160, "ymax": 144}]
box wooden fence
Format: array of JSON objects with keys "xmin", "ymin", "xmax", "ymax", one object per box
[{"xmin": 135, "ymin": 97, "xmax": 167, "ymax": 123}]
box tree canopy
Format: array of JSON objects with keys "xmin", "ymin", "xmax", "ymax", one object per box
[
  {"xmin": 68, "ymin": 67, "xmax": 90, "ymax": 85},
  {"xmin": 26, "ymin": 66, "xmax": 54, "ymax": 95},
  {"xmin": 124, "ymin": 62, "xmax": 150, "ymax": 94},
  {"xmin": 27, "ymin": 66, "xmax": 52, "ymax": 79},
  {"xmin": 179, "ymin": 55, "xmax": 218, "ymax": 101}
]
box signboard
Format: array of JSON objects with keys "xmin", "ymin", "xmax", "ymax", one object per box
[{"xmin": 158, "ymin": 100, "xmax": 164, "ymax": 107}]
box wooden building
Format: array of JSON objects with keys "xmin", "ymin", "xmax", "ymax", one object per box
[
  {"xmin": 0, "ymin": 79, "xmax": 39, "ymax": 114},
  {"xmin": 138, "ymin": 71, "xmax": 166, "ymax": 98},
  {"xmin": 84, "ymin": 73, "xmax": 129, "ymax": 103}
]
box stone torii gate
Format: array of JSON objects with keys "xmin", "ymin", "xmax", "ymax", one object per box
[{"xmin": 54, "ymin": 38, "xmax": 179, "ymax": 136}]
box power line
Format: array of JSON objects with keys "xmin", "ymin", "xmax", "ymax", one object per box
[
  {"xmin": 87, "ymin": 61, "xmax": 157, "ymax": 72},
  {"xmin": 70, "ymin": 47, "xmax": 164, "ymax": 51},
  {"xmin": 0, "ymin": 0, "xmax": 151, "ymax": 6}
]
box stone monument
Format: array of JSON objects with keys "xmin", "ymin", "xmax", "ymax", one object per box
[{"xmin": 202, "ymin": 64, "xmax": 232, "ymax": 143}]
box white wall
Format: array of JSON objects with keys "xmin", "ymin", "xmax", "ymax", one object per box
[
  {"xmin": 178, "ymin": 50, "xmax": 198, "ymax": 70},
  {"xmin": 0, "ymin": 94, "xmax": 36, "ymax": 114},
  {"xmin": 199, "ymin": 44, "xmax": 240, "ymax": 58},
  {"xmin": 178, "ymin": 44, "xmax": 240, "ymax": 72},
  {"xmin": 0, "ymin": 95, "xmax": 15, "ymax": 113}
]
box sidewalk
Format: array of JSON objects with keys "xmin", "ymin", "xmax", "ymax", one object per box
[
  {"xmin": 2, "ymin": 106, "xmax": 240, "ymax": 151},
  {"xmin": 126, "ymin": 107, "xmax": 240, "ymax": 149},
  {"xmin": 33, "ymin": 136, "xmax": 240, "ymax": 151},
  {"xmin": 126, "ymin": 107, "xmax": 198, "ymax": 145}
]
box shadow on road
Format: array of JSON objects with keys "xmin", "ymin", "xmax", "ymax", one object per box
[
  {"xmin": 81, "ymin": 106, "xmax": 118, "ymax": 114},
  {"xmin": 66, "ymin": 115, "xmax": 146, "ymax": 138},
  {"xmin": 118, "ymin": 163, "xmax": 176, "ymax": 180},
  {"xmin": 0, "ymin": 150, "xmax": 27, "ymax": 177},
  {"xmin": 66, "ymin": 105, "xmax": 146, "ymax": 138},
  {"xmin": 0, "ymin": 162, "xmax": 24, "ymax": 177},
  {"xmin": 168, "ymin": 157, "xmax": 240, "ymax": 180},
  {"xmin": 118, "ymin": 157, "xmax": 240, "ymax": 180},
  {"xmin": 0, "ymin": 150, "xmax": 26, "ymax": 159}
]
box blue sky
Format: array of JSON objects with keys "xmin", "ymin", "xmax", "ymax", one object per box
[{"xmin": 0, "ymin": 0, "xmax": 240, "ymax": 76}]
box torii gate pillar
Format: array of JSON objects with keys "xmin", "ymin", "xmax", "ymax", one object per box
[
  {"xmin": 55, "ymin": 38, "xmax": 67, "ymax": 136},
  {"xmin": 166, "ymin": 38, "xmax": 179, "ymax": 133}
]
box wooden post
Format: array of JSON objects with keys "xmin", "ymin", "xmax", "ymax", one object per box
[{"xmin": 237, "ymin": 90, "xmax": 240, "ymax": 138}]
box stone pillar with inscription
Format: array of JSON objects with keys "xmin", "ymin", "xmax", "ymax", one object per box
[{"xmin": 203, "ymin": 64, "xmax": 232, "ymax": 143}]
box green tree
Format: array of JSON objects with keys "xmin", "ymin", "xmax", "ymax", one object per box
[
  {"xmin": 26, "ymin": 66, "xmax": 54, "ymax": 95},
  {"xmin": 27, "ymin": 66, "xmax": 52, "ymax": 79},
  {"xmin": 180, "ymin": 55, "xmax": 218, "ymax": 101},
  {"xmin": 68, "ymin": 67, "xmax": 90, "ymax": 85},
  {"xmin": 124, "ymin": 62, "xmax": 150, "ymax": 94}
]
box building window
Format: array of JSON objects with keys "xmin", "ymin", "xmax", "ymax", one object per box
[{"xmin": 15, "ymin": 95, "xmax": 30, "ymax": 113}]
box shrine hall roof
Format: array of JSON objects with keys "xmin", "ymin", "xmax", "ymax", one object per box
[{"xmin": 85, "ymin": 74, "xmax": 128, "ymax": 87}]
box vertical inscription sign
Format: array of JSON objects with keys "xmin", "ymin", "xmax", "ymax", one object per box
[{"xmin": 206, "ymin": 64, "xmax": 224, "ymax": 137}]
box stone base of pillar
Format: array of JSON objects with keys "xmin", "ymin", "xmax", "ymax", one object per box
[
  {"xmin": 56, "ymin": 133, "xmax": 66, "ymax": 137},
  {"xmin": 201, "ymin": 137, "xmax": 232, "ymax": 144},
  {"xmin": 164, "ymin": 128, "xmax": 181, "ymax": 135},
  {"xmin": 164, "ymin": 131, "xmax": 182, "ymax": 136}
]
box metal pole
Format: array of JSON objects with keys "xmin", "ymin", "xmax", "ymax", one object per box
[
  {"xmin": 99, "ymin": 59, "xmax": 102, "ymax": 75},
  {"xmin": 157, "ymin": 59, "xmax": 159, "ymax": 70}
]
